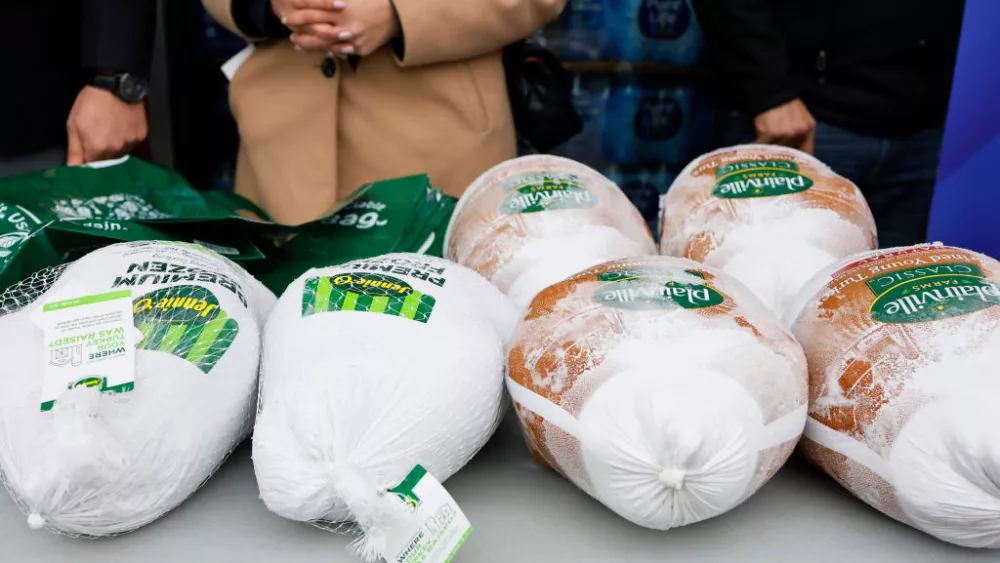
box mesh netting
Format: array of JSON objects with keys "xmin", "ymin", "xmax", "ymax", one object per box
[
  {"xmin": 0, "ymin": 243, "xmax": 274, "ymax": 538},
  {"xmin": 0, "ymin": 264, "xmax": 68, "ymax": 319}
]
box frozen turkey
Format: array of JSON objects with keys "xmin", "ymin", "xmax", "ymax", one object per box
[
  {"xmin": 253, "ymin": 253, "xmax": 516, "ymax": 560},
  {"xmin": 446, "ymin": 155, "xmax": 657, "ymax": 311},
  {"xmin": 787, "ymin": 244, "xmax": 1000, "ymax": 548},
  {"xmin": 659, "ymin": 144, "xmax": 877, "ymax": 318},
  {"xmin": 507, "ymin": 255, "xmax": 808, "ymax": 530},
  {"xmin": 0, "ymin": 241, "xmax": 275, "ymax": 537}
]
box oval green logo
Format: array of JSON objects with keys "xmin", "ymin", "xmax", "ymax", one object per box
[
  {"xmin": 711, "ymin": 160, "xmax": 813, "ymax": 199},
  {"xmin": 866, "ymin": 263, "xmax": 1000, "ymax": 323},
  {"xmin": 500, "ymin": 173, "xmax": 597, "ymax": 214},
  {"xmin": 593, "ymin": 268, "xmax": 725, "ymax": 310}
]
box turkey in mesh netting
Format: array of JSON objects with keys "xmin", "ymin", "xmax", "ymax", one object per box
[
  {"xmin": 659, "ymin": 144, "xmax": 877, "ymax": 318},
  {"xmin": 0, "ymin": 241, "xmax": 276, "ymax": 537},
  {"xmin": 507, "ymin": 255, "xmax": 808, "ymax": 530},
  {"xmin": 445, "ymin": 155, "xmax": 657, "ymax": 311},
  {"xmin": 786, "ymin": 243, "xmax": 1000, "ymax": 548},
  {"xmin": 253, "ymin": 253, "xmax": 517, "ymax": 561}
]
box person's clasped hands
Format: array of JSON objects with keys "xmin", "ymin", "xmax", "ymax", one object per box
[{"xmin": 271, "ymin": 0, "xmax": 400, "ymax": 58}]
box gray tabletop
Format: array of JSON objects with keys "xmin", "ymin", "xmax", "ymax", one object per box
[{"xmin": 2, "ymin": 413, "xmax": 996, "ymax": 563}]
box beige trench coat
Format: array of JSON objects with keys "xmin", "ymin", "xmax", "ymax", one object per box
[{"xmin": 203, "ymin": 0, "xmax": 565, "ymax": 225}]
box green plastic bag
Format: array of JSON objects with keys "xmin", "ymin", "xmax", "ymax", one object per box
[
  {"xmin": 0, "ymin": 158, "xmax": 457, "ymax": 297},
  {"xmin": 247, "ymin": 175, "xmax": 457, "ymax": 293},
  {"xmin": 0, "ymin": 157, "xmax": 274, "ymax": 293}
]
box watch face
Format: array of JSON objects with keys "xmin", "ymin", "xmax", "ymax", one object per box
[{"xmin": 118, "ymin": 74, "xmax": 148, "ymax": 103}]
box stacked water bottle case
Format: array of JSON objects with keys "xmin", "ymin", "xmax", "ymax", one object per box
[{"xmin": 532, "ymin": 0, "xmax": 709, "ymax": 235}]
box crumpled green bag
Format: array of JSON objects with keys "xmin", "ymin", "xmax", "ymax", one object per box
[{"xmin": 0, "ymin": 157, "xmax": 456, "ymax": 296}]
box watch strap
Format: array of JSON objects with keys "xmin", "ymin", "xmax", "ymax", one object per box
[{"xmin": 90, "ymin": 73, "xmax": 120, "ymax": 93}]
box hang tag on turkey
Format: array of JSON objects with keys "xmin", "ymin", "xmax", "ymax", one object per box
[
  {"xmin": 382, "ymin": 465, "xmax": 472, "ymax": 563},
  {"xmin": 31, "ymin": 289, "xmax": 138, "ymax": 412}
]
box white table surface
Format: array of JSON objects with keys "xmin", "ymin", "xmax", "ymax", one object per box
[{"xmin": 2, "ymin": 413, "xmax": 997, "ymax": 563}]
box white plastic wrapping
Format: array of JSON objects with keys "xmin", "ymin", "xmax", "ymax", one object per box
[
  {"xmin": 0, "ymin": 241, "xmax": 275, "ymax": 537},
  {"xmin": 787, "ymin": 244, "xmax": 1000, "ymax": 548},
  {"xmin": 253, "ymin": 253, "xmax": 517, "ymax": 560},
  {"xmin": 445, "ymin": 155, "xmax": 657, "ymax": 311},
  {"xmin": 507, "ymin": 255, "xmax": 808, "ymax": 530},
  {"xmin": 659, "ymin": 144, "xmax": 877, "ymax": 317}
]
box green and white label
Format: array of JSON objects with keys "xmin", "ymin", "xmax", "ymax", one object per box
[
  {"xmin": 382, "ymin": 465, "xmax": 472, "ymax": 563},
  {"xmin": 500, "ymin": 173, "xmax": 597, "ymax": 214},
  {"xmin": 711, "ymin": 160, "xmax": 813, "ymax": 199},
  {"xmin": 302, "ymin": 273, "xmax": 436, "ymax": 323},
  {"xmin": 593, "ymin": 268, "xmax": 725, "ymax": 310},
  {"xmin": 133, "ymin": 285, "xmax": 239, "ymax": 374},
  {"xmin": 866, "ymin": 262, "xmax": 1000, "ymax": 324},
  {"xmin": 33, "ymin": 289, "xmax": 138, "ymax": 412}
]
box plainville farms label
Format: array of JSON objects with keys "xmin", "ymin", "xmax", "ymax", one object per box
[
  {"xmin": 711, "ymin": 159, "xmax": 813, "ymax": 199},
  {"xmin": 133, "ymin": 285, "xmax": 239, "ymax": 374},
  {"xmin": 592, "ymin": 268, "xmax": 725, "ymax": 310},
  {"xmin": 866, "ymin": 262, "xmax": 1000, "ymax": 324},
  {"xmin": 500, "ymin": 173, "xmax": 597, "ymax": 214},
  {"xmin": 302, "ymin": 272, "xmax": 436, "ymax": 323}
]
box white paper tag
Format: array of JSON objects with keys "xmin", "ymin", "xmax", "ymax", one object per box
[
  {"xmin": 32, "ymin": 289, "xmax": 138, "ymax": 412},
  {"xmin": 382, "ymin": 465, "xmax": 472, "ymax": 563},
  {"xmin": 222, "ymin": 44, "xmax": 256, "ymax": 82}
]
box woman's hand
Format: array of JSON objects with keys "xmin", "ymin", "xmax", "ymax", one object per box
[
  {"xmin": 283, "ymin": 0, "xmax": 400, "ymax": 57},
  {"xmin": 271, "ymin": 0, "xmax": 348, "ymax": 49}
]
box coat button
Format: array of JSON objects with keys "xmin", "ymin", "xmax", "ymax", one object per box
[{"xmin": 321, "ymin": 58, "xmax": 336, "ymax": 78}]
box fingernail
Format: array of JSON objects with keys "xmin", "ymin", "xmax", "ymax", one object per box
[
  {"xmin": 333, "ymin": 0, "xmax": 346, "ymax": 8},
  {"xmin": 280, "ymin": 16, "xmax": 287, "ymax": 24},
  {"xmin": 341, "ymin": 46, "xmax": 355, "ymax": 55},
  {"xmin": 338, "ymin": 31, "xmax": 352, "ymax": 41}
]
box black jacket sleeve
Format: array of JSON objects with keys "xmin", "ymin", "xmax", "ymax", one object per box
[
  {"xmin": 693, "ymin": 0, "xmax": 797, "ymax": 116},
  {"xmin": 232, "ymin": 0, "xmax": 291, "ymax": 39},
  {"xmin": 81, "ymin": 0, "xmax": 157, "ymax": 79}
]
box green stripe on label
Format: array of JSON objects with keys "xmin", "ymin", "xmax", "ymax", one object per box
[
  {"xmin": 400, "ymin": 291, "xmax": 422, "ymax": 320},
  {"xmin": 445, "ymin": 528, "xmax": 473, "ymax": 563},
  {"xmin": 185, "ymin": 312, "xmax": 229, "ymax": 367},
  {"xmin": 138, "ymin": 323, "xmax": 157, "ymax": 346},
  {"xmin": 314, "ymin": 277, "xmax": 334, "ymax": 313},
  {"xmin": 369, "ymin": 295, "xmax": 389, "ymax": 313},
  {"xmin": 354, "ymin": 293, "xmax": 374, "ymax": 313},
  {"xmin": 342, "ymin": 291, "xmax": 359, "ymax": 311},
  {"xmin": 43, "ymin": 290, "xmax": 131, "ymax": 312},
  {"xmin": 159, "ymin": 323, "xmax": 188, "ymax": 354}
]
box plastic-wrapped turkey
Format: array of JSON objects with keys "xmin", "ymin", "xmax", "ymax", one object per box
[
  {"xmin": 253, "ymin": 253, "xmax": 517, "ymax": 560},
  {"xmin": 786, "ymin": 244, "xmax": 1000, "ymax": 548},
  {"xmin": 659, "ymin": 144, "xmax": 877, "ymax": 317},
  {"xmin": 507, "ymin": 255, "xmax": 807, "ymax": 530},
  {"xmin": 0, "ymin": 241, "xmax": 275, "ymax": 537},
  {"xmin": 446, "ymin": 155, "xmax": 657, "ymax": 310}
]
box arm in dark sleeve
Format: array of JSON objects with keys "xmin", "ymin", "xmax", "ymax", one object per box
[
  {"xmin": 693, "ymin": 0, "xmax": 797, "ymax": 116},
  {"xmin": 81, "ymin": 0, "xmax": 157, "ymax": 78},
  {"xmin": 231, "ymin": 0, "xmax": 291, "ymax": 39}
]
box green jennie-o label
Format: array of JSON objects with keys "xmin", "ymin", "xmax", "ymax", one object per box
[
  {"xmin": 500, "ymin": 173, "xmax": 597, "ymax": 214},
  {"xmin": 302, "ymin": 273, "xmax": 436, "ymax": 323},
  {"xmin": 592, "ymin": 268, "xmax": 725, "ymax": 310},
  {"xmin": 132, "ymin": 285, "xmax": 239, "ymax": 374},
  {"xmin": 866, "ymin": 262, "xmax": 1000, "ymax": 324},
  {"xmin": 712, "ymin": 159, "xmax": 813, "ymax": 199}
]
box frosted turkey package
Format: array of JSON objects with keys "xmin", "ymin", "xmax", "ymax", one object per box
[
  {"xmin": 445, "ymin": 155, "xmax": 656, "ymax": 311},
  {"xmin": 787, "ymin": 244, "xmax": 1000, "ymax": 548},
  {"xmin": 254, "ymin": 253, "xmax": 516, "ymax": 560},
  {"xmin": 0, "ymin": 241, "xmax": 275, "ymax": 537},
  {"xmin": 507, "ymin": 255, "xmax": 808, "ymax": 530},
  {"xmin": 659, "ymin": 144, "xmax": 877, "ymax": 317}
]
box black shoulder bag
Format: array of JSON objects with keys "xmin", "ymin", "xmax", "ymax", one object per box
[{"xmin": 503, "ymin": 40, "xmax": 584, "ymax": 153}]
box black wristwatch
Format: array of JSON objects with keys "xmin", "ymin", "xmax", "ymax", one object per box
[{"xmin": 89, "ymin": 72, "xmax": 149, "ymax": 104}]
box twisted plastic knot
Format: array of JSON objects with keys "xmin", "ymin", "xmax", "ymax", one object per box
[{"xmin": 659, "ymin": 467, "xmax": 686, "ymax": 490}]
